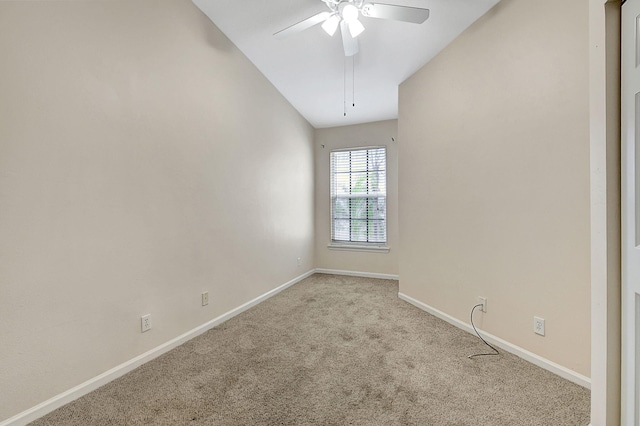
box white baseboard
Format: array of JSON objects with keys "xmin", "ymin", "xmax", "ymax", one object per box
[
  {"xmin": 397, "ymin": 292, "xmax": 591, "ymax": 390},
  {"xmin": 8, "ymin": 271, "xmax": 585, "ymax": 425},
  {"xmin": 314, "ymin": 268, "xmax": 399, "ymax": 281},
  {"xmin": 0, "ymin": 269, "xmax": 316, "ymax": 426}
]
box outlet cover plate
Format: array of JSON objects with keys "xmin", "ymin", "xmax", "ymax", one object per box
[
  {"xmin": 202, "ymin": 291, "xmax": 209, "ymax": 306},
  {"xmin": 141, "ymin": 314, "xmax": 152, "ymax": 333},
  {"xmin": 478, "ymin": 296, "xmax": 487, "ymax": 313},
  {"xmin": 534, "ymin": 316, "xmax": 545, "ymax": 336}
]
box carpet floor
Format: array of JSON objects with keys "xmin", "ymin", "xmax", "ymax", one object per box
[{"xmin": 31, "ymin": 274, "xmax": 590, "ymax": 425}]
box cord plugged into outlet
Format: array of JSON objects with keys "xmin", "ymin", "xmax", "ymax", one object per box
[
  {"xmin": 477, "ymin": 296, "xmax": 487, "ymax": 313},
  {"xmin": 468, "ymin": 303, "xmax": 499, "ymax": 359}
]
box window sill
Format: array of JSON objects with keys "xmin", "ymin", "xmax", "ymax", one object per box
[{"xmin": 327, "ymin": 244, "xmax": 390, "ymax": 253}]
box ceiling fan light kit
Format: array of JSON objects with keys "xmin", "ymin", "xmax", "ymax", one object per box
[
  {"xmin": 347, "ymin": 18, "xmax": 365, "ymax": 37},
  {"xmin": 274, "ymin": 0, "xmax": 430, "ymax": 57},
  {"xmin": 321, "ymin": 13, "xmax": 341, "ymax": 36}
]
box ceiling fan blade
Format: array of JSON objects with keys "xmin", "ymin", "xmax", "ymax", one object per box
[
  {"xmin": 274, "ymin": 11, "xmax": 331, "ymax": 39},
  {"xmin": 361, "ymin": 3, "xmax": 430, "ymax": 24},
  {"xmin": 340, "ymin": 20, "xmax": 359, "ymax": 57}
]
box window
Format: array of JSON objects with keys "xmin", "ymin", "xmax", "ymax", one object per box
[{"xmin": 330, "ymin": 147, "xmax": 387, "ymax": 245}]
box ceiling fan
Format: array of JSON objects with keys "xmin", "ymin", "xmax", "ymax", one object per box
[{"xmin": 274, "ymin": 0, "xmax": 430, "ymax": 57}]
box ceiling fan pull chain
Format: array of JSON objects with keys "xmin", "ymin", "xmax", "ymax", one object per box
[
  {"xmin": 352, "ymin": 55, "xmax": 355, "ymax": 107},
  {"xmin": 344, "ymin": 55, "xmax": 347, "ymax": 117}
]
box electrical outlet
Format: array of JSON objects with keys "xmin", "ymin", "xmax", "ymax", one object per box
[
  {"xmin": 534, "ymin": 316, "xmax": 545, "ymax": 336},
  {"xmin": 141, "ymin": 314, "xmax": 152, "ymax": 333},
  {"xmin": 297, "ymin": 257, "xmax": 302, "ymax": 267},
  {"xmin": 202, "ymin": 291, "xmax": 209, "ymax": 306},
  {"xmin": 478, "ymin": 296, "xmax": 487, "ymax": 313}
]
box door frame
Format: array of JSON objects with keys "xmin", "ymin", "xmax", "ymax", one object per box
[{"xmin": 589, "ymin": 1, "xmax": 622, "ymax": 425}]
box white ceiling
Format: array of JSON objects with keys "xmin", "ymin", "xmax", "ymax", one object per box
[{"xmin": 192, "ymin": 0, "xmax": 500, "ymax": 128}]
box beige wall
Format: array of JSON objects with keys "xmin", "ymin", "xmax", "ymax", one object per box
[
  {"xmin": 398, "ymin": 0, "xmax": 591, "ymax": 377},
  {"xmin": 314, "ymin": 120, "xmax": 399, "ymax": 276},
  {"xmin": 0, "ymin": 1, "xmax": 314, "ymax": 421}
]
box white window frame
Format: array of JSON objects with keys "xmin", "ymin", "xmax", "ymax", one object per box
[{"xmin": 328, "ymin": 146, "xmax": 389, "ymax": 253}]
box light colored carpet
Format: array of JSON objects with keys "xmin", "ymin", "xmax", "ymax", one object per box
[{"xmin": 31, "ymin": 274, "xmax": 590, "ymax": 425}]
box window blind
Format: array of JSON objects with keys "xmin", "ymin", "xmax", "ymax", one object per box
[{"xmin": 330, "ymin": 147, "xmax": 387, "ymax": 244}]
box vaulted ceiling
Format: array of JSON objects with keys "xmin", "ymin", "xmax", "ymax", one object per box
[{"xmin": 193, "ymin": 0, "xmax": 500, "ymax": 128}]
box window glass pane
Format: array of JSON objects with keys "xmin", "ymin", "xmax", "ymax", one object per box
[
  {"xmin": 332, "ymin": 151, "xmax": 351, "ymax": 173},
  {"xmin": 368, "ymin": 220, "xmax": 386, "ymax": 243},
  {"xmin": 368, "ymin": 197, "xmax": 386, "ymax": 220},
  {"xmin": 334, "ymin": 173, "xmax": 350, "ymax": 196},
  {"xmin": 368, "ymin": 149, "xmax": 385, "ymax": 169},
  {"xmin": 350, "ymin": 219, "xmax": 368, "ymax": 242},
  {"xmin": 349, "ymin": 150, "xmax": 368, "ymax": 172},
  {"xmin": 333, "ymin": 219, "xmax": 350, "ymax": 241},
  {"xmin": 349, "ymin": 172, "xmax": 367, "ymax": 194},
  {"xmin": 350, "ymin": 197, "xmax": 367, "ymax": 219},
  {"xmin": 368, "ymin": 171, "xmax": 385, "ymax": 193},
  {"xmin": 332, "ymin": 197, "xmax": 349, "ymax": 219}
]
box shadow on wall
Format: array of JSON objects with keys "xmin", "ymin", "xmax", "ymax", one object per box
[{"xmin": 192, "ymin": 2, "xmax": 236, "ymax": 53}]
